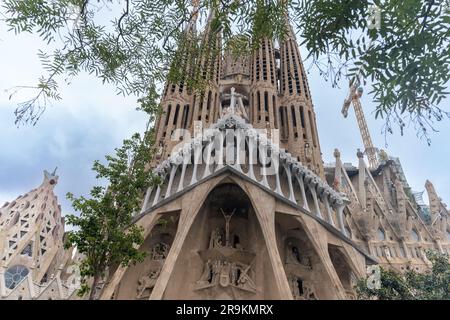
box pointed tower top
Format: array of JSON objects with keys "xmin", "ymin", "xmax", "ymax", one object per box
[
  {"xmin": 43, "ymin": 169, "xmax": 58, "ymax": 186},
  {"xmin": 185, "ymin": 0, "xmax": 200, "ymax": 32},
  {"xmin": 333, "ymin": 148, "xmax": 341, "ymax": 159}
]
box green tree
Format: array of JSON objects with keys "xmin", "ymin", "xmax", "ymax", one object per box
[
  {"xmin": 64, "ymin": 123, "xmax": 160, "ymax": 299},
  {"xmin": 356, "ymin": 251, "xmax": 450, "ymax": 299},
  {"xmin": 2, "ymin": 0, "xmax": 449, "ymax": 141}
]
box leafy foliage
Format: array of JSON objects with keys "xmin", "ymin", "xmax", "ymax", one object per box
[
  {"xmin": 356, "ymin": 251, "xmax": 450, "ymax": 299},
  {"xmin": 2, "ymin": 0, "xmax": 450, "ymax": 141},
  {"xmin": 64, "ymin": 128, "xmax": 160, "ymax": 299}
]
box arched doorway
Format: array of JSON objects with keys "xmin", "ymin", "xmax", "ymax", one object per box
[{"xmin": 163, "ymin": 182, "xmax": 280, "ymax": 299}]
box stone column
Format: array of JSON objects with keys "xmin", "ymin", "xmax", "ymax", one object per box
[
  {"xmin": 296, "ymin": 175, "xmax": 310, "ymax": 211},
  {"xmin": 310, "ymin": 186, "xmax": 323, "ymax": 219},
  {"xmin": 150, "ymin": 211, "xmax": 200, "ymax": 299},
  {"xmin": 324, "ymin": 196, "xmax": 335, "ymax": 227},
  {"xmin": 336, "ymin": 204, "xmax": 348, "ymax": 237},
  {"xmin": 164, "ymin": 164, "xmax": 178, "ymax": 199},
  {"xmin": 140, "ymin": 187, "xmax": 153, "ymax": 214},
  {"xmin": 0, "ymin": 266, "xmax": 6, "ymax": 297},
  {"xmin": 248, "ymin": 184, "xmax": 293, "ymax": 300}
]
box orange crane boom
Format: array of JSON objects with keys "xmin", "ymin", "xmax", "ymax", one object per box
[{"xmin": 342, "ymin": 81, "xmax": 378, "ymax": 169}]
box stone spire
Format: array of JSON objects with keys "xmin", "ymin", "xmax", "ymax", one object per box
[
  {"xmin": 153, "ymin": 3, "xmax": 326, "ymax": 176},
  {"xmin": 191, "ymin": 9, "xmax": 222, "ymax": 127},
  {"xmin": 249, "ymin": 35, "xmax": 278, "ymax": 130},
  {"xmin": 277, "ymin": 12, "xmax": 323, "ymax": 177},
  {"xmin": 357, "ymin": 149, "xmax": 367, "ymax": 209},
  {"xmin": 154, "ymin": 1, "xmax": 201, "ymax": 152},
  {"xmin": 425, "ymin": 180, "xmax": 448, "ymax": 231},
  {"xmin": 333, "ymin": 148, "xmax": 342, "ymax": 191},
  {"xmin": 154, "ymin": 6, "xmax": 223, "ymax": 160},
  {"xmin": 0, "ymin": 170, "xmax": 65, "ymax": 289}
]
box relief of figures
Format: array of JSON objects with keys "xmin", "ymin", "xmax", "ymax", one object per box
[
  {"xmin": 196, "ymin": 259, "xmax": 256, "ymax": 293},
  {"xmin": 195, "ymin": 208, "xmax": 256, "ymax": 294},
  {"xmin": 288, "ymin": 276, "xmax": 316, "ymax": 300},
  {"xmin": 209, "ymin": 227, "xmax": 223, "ymax": 249},
  {"xmin": 136, "ymin": 269, "xmax": 160, "ymax": 299},
  {"xmin": 286, "ymin": 241, "xmax": 312, "ymax": 269},
  {"xmin": 135, "ymin": 241, "xmax": 171, "ymax": 299},
  {"xmin": 150, "ymin": 242, "xmax": 170, "ymax": 260}
]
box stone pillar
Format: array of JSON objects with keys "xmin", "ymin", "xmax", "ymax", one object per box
[
  {"xmin": 324, "ymin": 196, "xmax": 335, "ymax": 227},
  {"xmin": 140, "ymin": 187, "xmax": 153, "ymax": 214},
  {"xmin": 149, "ymin": 204, "xmax": 202, "ymax": 299},
  {"xmin": 247, "ymin": 184, "xmax": 293, "ymax": 300},
  {"xmin": 296, "ymin": 175, "xmax": 310, "ymax": 211},
  {"xmin": 357, "ymin": 149, "xmax": 367, "ymax": 209},
  {"xmin": 152, "ymin": 184, "xmax": 162, "ymax": 207},
  {"xmin": 310, "ymin": 186, "xmax": 323, "ymax": 219},
  {"xmin": 0, "ymin": 266, "xmax": 6, "ymax": 297},
  {"xmin": 284, "ymin": 164, "xmax": 296, "ymax": 204},
  {"xmin": 247, "ymin": 133, "xmax": 256, "ymax": 180},
  {"xmin": 337, "ymin": 204, "xmax": 348, "ymax": 237},
  {"xmin": 164, "ymin": 164, "xmax": 178, "ymax": 199}
]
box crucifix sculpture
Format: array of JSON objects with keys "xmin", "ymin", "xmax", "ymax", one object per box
[{"xmin": 220, "ymin": 208, "xmax": 236, "ymax": 247}]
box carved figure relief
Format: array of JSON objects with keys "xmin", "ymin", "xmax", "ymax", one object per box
[
  {"xmin": 209, "ymin": 227, "xmax": 223, "ymax": 249},
  {"xmin": 304, "ymin": 143, "xmax": 313, "ymax": 162},
  {"xmin": 220, "ymin": 87, "xmax": 249, "ymax": 121},
  {"xmin": 150, "ymin": 242, "xmax": 170, "ymax": 260},
  {"xmin": 196, "ymin": 259, "xmax": 256, "ymax": 292},
  {"xmin": 195, "ymin": 208, "xmax": 256, "ymax": 294},
  {"xmin": 288, "ymin": 276, "xmax": 316, "ymax": 300},
  {"xmin": 286, "ymin": 241, "xmax": 312, "ymax": 269},
  {"xmin": 136, "ymin": 269, "xmax": 160, "ymax": 299},
  {"xmin": 134, "ymin": 241, "xmax": 171, "ymax": 299}
]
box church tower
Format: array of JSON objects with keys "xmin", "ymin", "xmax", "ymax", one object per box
[
  {"xmin": 277, "ymin": 16, "xmax": 323, "ymax": 177},
  {"xmin": 100, "ymin": 6, "xmax": 375, "ymax": 300},
  {"xmin": 0, "ymin": 170, "xmax": 65, "ymax": 296}
]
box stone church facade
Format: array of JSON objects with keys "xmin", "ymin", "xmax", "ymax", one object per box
[
  {"xmin": 0, "ymin": 171, "xmax": 81, "ymax": 299},
  {"xmin": 1, "ymin": 10, "xmax": 449, "ymax": 300}
]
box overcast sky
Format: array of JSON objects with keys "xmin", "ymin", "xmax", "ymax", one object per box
[{"xmin": 0, "ymin": 18, "xmax": 449, "ymax": 219}]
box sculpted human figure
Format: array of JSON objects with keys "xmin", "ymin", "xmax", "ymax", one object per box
[
  {"xmin": 230, "ymin": 262, "xmax": 238, "ymax": 285},
  {"xmin": 150, "ymin": 242, "xmax": 170, "ymax": 260},
  {"xmin": 221, "ymin": 87, "xmax": 249, "ymax": 120},
  {"xmin": 136, "ymin": 270, "xmax": 160, "ymax": 298},
  {"xmin": 304, "ymin": 143, "xmax": 312, "ymax": 162},
  {"xmin": 287, "ymin": 242, "xmax": 300, "ymax": 264},
  {"xmin": 219, "ymin": 261, "xmax": 231, "ymax": 287},
  {"xmin": 291, "ymin": 246, "xmax": 301, "ymax": 263},
  {"xmin": 289, "ymin": 276, "xmax": 301, "ymax": 298},
  {"xmin": 220, "ymin": 208, "xmax": 236, "ymax": 247},
  {"xmin": 209, "ymin": 227, "xmax": 223, "ymax": 249},
  {"xmin": 211, "ymin": 260, "xmax": 222, "ymax": 284},
  {"xmin": 302, "ymin": 282, "xmax": 317, "ymax": 300},
  {"xmin": 196, "ymin": 259, "xmax": 213, "ymax": 285}
]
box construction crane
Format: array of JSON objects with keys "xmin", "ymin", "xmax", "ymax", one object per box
[{"xmin": 341, "ymin": 78, "xmax": 379, "ymax": 169}]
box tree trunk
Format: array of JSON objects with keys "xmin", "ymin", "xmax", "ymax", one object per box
[{"xmin": 89, "ymin": 275, "xmax": 100, "ymax": 300}]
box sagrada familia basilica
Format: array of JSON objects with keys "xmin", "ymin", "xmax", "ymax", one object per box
[{"xmin": 1, "ymin": 8, "xmax": 449, "ymax": 300}]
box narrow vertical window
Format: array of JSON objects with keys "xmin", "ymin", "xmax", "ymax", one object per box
[
  {"xmin": 207, "ymin": 90, "xmax": 212, "ymax": 111},
  {"xmin": 165, "ymin": 105, "xmax": 172, "ymax": 126},
  {"xmin": 173, "ymin": 104, "xmax": 180, "ymax": 125},
  {"xmin": 182, "ymin": 105, "xmax": 190, "ymax": 128},
  {"xmin": 264, "ymin": 91, "xmax": 269, "ymax": 112},
  {"xmin": 291, "ymin": 106, "xmax": 297, "ymax": 127},
  {"xmin": 273, "ymin": 95, "xmax": 277, "ymax": 128},
  {"xmin": 308, "ymin": 111, "xmax": 317, "ymax": 147}
]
